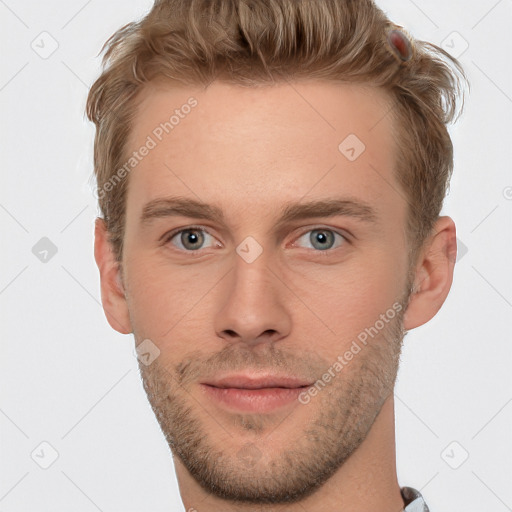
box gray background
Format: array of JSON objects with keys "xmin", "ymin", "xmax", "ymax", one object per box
[{"xmin": 1, "ymin": 0, "xmax": 511, "ymax": 510}]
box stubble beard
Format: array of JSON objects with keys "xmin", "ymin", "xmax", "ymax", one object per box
[{"xmin": 135, "ymin": 294, "xmax": 409, "ymax": 506}]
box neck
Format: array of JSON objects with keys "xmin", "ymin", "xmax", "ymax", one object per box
[{"xmin": 176, "ymin": 394, "xmax": 405, "ymax": 512}]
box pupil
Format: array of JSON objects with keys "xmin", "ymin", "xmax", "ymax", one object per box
[
  {"xmin": 312, "ymin": 230, "xmax": 333, "ymax": 250},
  {"xmin": 183, "ymin": 230, "xmax": 202, "ymax": 249}
]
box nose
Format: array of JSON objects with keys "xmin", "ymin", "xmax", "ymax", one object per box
[{"xmin": 214, "ymin": 250, "xmax": 292, "ymax": 348}]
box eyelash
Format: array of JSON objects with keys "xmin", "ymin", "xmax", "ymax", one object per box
[{"xmin": 161, "ymin": 225, "xmax": 350, "ymax": 256}]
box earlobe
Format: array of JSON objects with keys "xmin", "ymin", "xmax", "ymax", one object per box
[
  {"xmin": 402, "ymin": 216, "xmax": 457, "ymax": 330},
  {"xmin": 94, "ymin": 218, "xmax": 132, "ymax": 334}
]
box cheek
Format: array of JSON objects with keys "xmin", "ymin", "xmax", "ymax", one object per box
[
  {"xmin": 299, "ymin": 249, "xmax": 407, "ymax": 351},
  {"xmin": 124, "ymin": 255, "xmax": 223, "ymax": 338}
]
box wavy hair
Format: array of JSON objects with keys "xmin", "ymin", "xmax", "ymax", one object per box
[{"xmin": 86, "ymin": 0, "xmax": 467, "ymax": 264}]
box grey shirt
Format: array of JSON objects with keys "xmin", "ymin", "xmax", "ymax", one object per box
[{"xmin": 402, "ymin": 486, "xmax": 429, "ymax": 511}]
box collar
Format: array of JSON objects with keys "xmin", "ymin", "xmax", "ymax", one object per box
[{"xmin": 401, "ymin": 486, "xmax": 430, "ymax": 511}]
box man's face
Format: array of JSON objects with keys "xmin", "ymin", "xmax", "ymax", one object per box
[{"xmin": 120, "ymin": 80, "xmax": 412, "ymax": 504}]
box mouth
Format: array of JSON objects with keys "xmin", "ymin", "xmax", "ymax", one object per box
[
  {"xmin": 202, "ymin": 374, "xmax": 313, "ymax": 389},
  {"xmin": 200, "ymin": 374, "xmax": 313, "ymax": 413}
]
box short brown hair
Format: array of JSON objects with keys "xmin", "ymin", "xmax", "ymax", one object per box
[{"xmin": 86, "ymin": 0, "xmax": 467, "ymax": 265}]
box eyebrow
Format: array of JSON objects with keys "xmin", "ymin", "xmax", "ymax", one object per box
[{"xmin": 140, "ymin": 195, "xmax": 378, "ymax": 228}]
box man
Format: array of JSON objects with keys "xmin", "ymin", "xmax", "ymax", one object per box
[{"xmin": 87, "ymin": 0, "xmax": 467, "ymax": 510}]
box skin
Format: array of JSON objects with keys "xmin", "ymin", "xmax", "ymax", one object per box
[{"xmin": 94, "ymin": 80, "xmax": 457, "ymax": 512}]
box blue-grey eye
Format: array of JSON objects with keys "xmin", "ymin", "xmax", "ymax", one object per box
[
  {"xmin": 167, "ymin": 226, "xmax": 345, "ymax": 253},
  {"xmin": 295, "ymin": 229, "xmax": 345, "ymax": 251},
  {"xmin": 171, "ymin": 228, "xmax": 213, "ymax": 251}
]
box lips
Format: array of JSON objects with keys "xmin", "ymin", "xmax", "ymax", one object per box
[
  {"xmin": 201, "ymin": 374, "xmax": 313, "ymax": 390},
  {"xmin": 200, "ymin": 374, "xmax": 313, "ymax": 413}
]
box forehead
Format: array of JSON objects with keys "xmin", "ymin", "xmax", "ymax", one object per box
[{"xmin": 125, "ymin": 79, "xmax": 401, "ymax": 224}]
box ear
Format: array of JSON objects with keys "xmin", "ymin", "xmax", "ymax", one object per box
[
  {"xmin": 403, "ymin": 216, "xmax": 457, "ymax": 330},
  {"xmin": 94, "ymin": 217, "xmax": 132, "ymax": 334}
]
